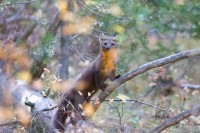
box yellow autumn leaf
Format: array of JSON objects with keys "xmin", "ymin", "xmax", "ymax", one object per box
[
  {"xmin": 0, "ymin": 107, "xmax": 14, "ymax": 123},
  {"xmin": 78, "ymin": 104, "xmax": 83, "ymax": 110},
  {"xmin": 116, "ymin": 93, "xmax": 130, "ymax": 102},
  {"xmin": 0, "ymin": 46, "xmax": 5, "ymax": 59},
  {"xmin": 78, "ymin": 91, "xmax": 83, "ymax": 96},
  {"xmin": 85, "ymin": 0, "xmax": 97, "ymax": 6},
  {"xmin": 112, "ymin": 24, "xmax": 125, "ymax": 33},
  {"xmin": 15, "ymin": 71, "xmax": 32, "ymax": 83},
  {"xmin": 83, "ymin": 103, "xmax": 95, "ymax": 118},
  {"xmin": 108, "ymin": 98, "xmax": 114, "ymax": 104},
  {"xmin": 108, "ymin": 4, "xmax": 123, "ymax": 17},
  {"xmin": 62, "ymin": 11, "xmax": 75, "ymax": 22},
  {"xmin": 43, "ymin": 68, "xmax": 50, "ymax": 73},
  {"xmin": 88, "ymin": 92, "xmax": 91, "ymax": 97},
  {"xmin": 139, "ymin": 120, "xmax": 144, "ymax": 127},
  {"xmin": 15, "ymin": 107, "xmax": 30, "ymax": 128},
  {"xmin": 58, "ymin": 0, "xmax": 68, "ymax": 20},
  {"xmin": 52, "ymin": 82, "xmax": 61, "ymax": 92},
  {"xmin": 62, "ymin": 16, "xmax": 96, "ymax": 35}
]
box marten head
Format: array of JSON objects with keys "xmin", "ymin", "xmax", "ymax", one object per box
[{"xmin": 99, "ymin": 33, "xmax": 118, "ymax": 52}]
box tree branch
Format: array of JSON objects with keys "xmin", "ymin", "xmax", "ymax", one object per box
[
  {"xmin": 0, "ymin": 0, "xmax": 36, "ymax": 6},
  {"xmin": 14, "ymin": 23, "xmax": 37, "ymax": 42},
  {"xmin": 181, "ymin": 84, "xmax": 200, "ymax": 90},
  {"xmin": 0, "ymin": 14, "xmax": 35, "ymax": 27},
  {"xmin": 21, "ymin": 24, "xmax": 36, "ymax": 41},
  {"xmin": 93, "ymin": 49, "xmax": 200, "ymax": 111},
  {"xmin": 47, "ymin": 11, "xmax": 60, "ymax": 36},
  {"xmin": 74, "ymin": 0, "xmax": 105, "ymax": 17},
  {"xmin": 149, "ymin": 104, "xmax": 200, "ymax": 133}
]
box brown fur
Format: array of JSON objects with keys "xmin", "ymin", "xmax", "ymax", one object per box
[{"xmin": 51, "ymin": 33, "xmax": 120, "ymax": 132}]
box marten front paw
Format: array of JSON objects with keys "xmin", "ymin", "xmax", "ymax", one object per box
[{"xmin": 115, "ymin": 75, "xmax": 121, "ymax": 79}]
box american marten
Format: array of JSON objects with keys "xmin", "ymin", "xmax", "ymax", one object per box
[{"xmin": 52, "ymin": 33, "xmax": 120, "ymax": 131}]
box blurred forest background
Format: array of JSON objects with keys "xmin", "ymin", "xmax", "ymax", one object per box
[{"xmin": 0, "ymin": 0, "xmax": 200, "ymax": 132}]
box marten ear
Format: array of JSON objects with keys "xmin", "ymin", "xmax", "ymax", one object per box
[
  {"xmin": 99, "ymin": 33, "xmax": 106, "ymax": 40},
  {"xmin": 113, "ymin": 35, "xmax": 118, "ymax": 41}
]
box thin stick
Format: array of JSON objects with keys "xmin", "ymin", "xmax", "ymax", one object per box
[
  {"xmin": 40, "ymin": 105, "xmax": 58, "ymax": 112},
  {"xmin": 150, "ymin": 104, "xmax": 200, "ymax": 133},
  {"xmin": 75, "ymin": 0, "xmax": 105, "ymax": 17},
  {"xmin": 0, "ymin": 121, "xmax": 20, "ymax": 127},
  {"xmin": 103, "ymin": 99, "xmax": 171, "ymax": 112},
  {"xmin": 181, "ymin": 84, "xmax": 200, "ymax": 90},
  {"xmin": 0, "ymin": 0, "xmax": 36, "ymax": 6}
]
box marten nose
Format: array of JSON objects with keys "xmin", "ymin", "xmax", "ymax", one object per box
[{"xmin": 105, "ymin": 46, "xmax": 110, "ymax": 50}]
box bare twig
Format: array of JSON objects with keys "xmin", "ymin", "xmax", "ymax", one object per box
[
  {"xmin": 21, "ymin": 24, "xmax": 36, "ymax": 40},
  {"xmin": 15, "ymin": 23, "xmax": 36, "ymax": 42},
  {"xmin": 103, "ymin": 99, "xmax": 170, "ymax": 112},
  {"xmin": 180, "ymin": 98, "xmax": 186, "ymax": 112},
  {"xmin": 39, "ymin": 105, "xmax": 57, "ymax": 112},
  {"xmin": 93, "ymin": 29, "xmax": 109, "ymax": 34},
  {"xmin": 181, "ymin": 84, "xmax": 200, "ymax": 90},
  {"xmin": 92, "ymin": 49, "xmax": 200, "ymax": 112},
  {"xmin": 75, "ymin": 0, "xmax": 105, "ymax": 17},
  {"xmin": 70, "ymin": 44, "xmax": 87, "ymax": 62},
  {"xmin": 105, "ymin": 102, "xmax": 124, "ymax": 131},
  {"xmin": 0, "ymin": 121, "xmax": 20, "ymax": 127},
  {"xmin": 0, "ymin": 14, "xmax": 35, "ymax": 27},
  {"xmin": 149, "ymin": 104, "xmax": 200, "ymax": 133},
  {"xmin": 88, "ymin": 32, "xmax": 99, "ymax": 38},
  {"xmin": 47, "ymin": 11, "xmax": 60, "ymax": 36},
  {"xmin": 0, "ymin": 0, "xmax": 36, "ymax": 6},
  {"xmin": 119, "ymin": 103, "xmax": 124, "ymax": 131}
]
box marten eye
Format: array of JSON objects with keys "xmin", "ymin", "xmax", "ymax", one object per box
[
  {"xmin": 111, "ymin": 43, "xmax": 115, "ymax": 46},
  {"xmin": 104, "ymin": 42, "xmax": 107, "ymax": 45}
]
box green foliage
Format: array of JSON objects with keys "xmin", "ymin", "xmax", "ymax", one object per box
[
  {"xmin": 30, "ymin": 32, "xmax": 56, "ymax": 64},
  {"xmin": 130, "ymin": 115, "xmax": 140, "ymax": 128},
  {"xmin": 117, "ymin": 52, "xmax": 129, "ymax": 74}
]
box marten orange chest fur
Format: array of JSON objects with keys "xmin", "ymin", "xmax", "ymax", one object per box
[{"xmin": 52, "ymin": 33, "xmax": 120, "ymax": 131}]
